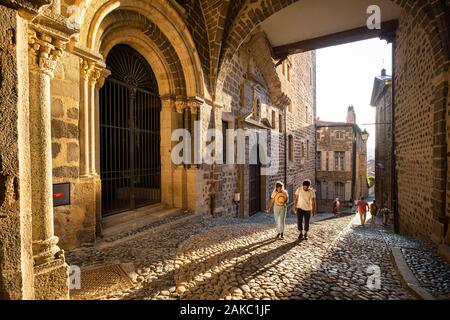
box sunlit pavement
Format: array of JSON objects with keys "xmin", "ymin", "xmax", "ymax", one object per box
[{"xmin": 67, "ymin": 211, "xmax": 450, "ymax": 300}]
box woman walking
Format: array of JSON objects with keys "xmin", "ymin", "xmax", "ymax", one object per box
[{"xmin": 266, "ymin": 181, "xmax": 289, "ymax": 239}]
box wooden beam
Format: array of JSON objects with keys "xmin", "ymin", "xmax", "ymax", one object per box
[{"xmin": 273, "ymin": 20, "xmax": 398, "ymax": 59}]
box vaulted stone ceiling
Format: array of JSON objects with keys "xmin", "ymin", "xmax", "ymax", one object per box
[{"xmin": 176, "ymin": 0, "xmax": 247, "ymax": 98}]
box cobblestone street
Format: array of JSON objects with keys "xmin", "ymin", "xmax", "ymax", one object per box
[{"xmin": 66, "ymin": 211, "xmax": 450, "ymax": 300}]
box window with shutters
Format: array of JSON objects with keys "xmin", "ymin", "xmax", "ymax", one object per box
[
  {"xmin": 334, "ymin": 182, "xmax": 345, "ymax": 200},
  {"xmin": 335, "ymin": 151, "xmax": 345, "ymax": 171}
]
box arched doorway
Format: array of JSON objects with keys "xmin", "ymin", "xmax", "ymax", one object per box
[{"xmin": 99, "ymin": 44, "xmax": 161, "ymax": 217}]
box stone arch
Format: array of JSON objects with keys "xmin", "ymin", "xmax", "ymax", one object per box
[
  {"xmin": 78, "ymin": 0, "xmax": 205, "ymax": 99},
  {"xmin": 215, "ymin": 0, "xmax": 449, "ymax": 228},
  {"xmin": 219, "ymin": 0, "xmax": 448, "ymax": 80},
  {"xmin": 97, "ymin": 10, "xmax": 186, "ymax": 97},
  {"xmin": 100, "ymin": 29, "xmax": 175, "ymax": 97}
]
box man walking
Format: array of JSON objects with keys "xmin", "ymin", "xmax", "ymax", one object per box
[
  {"xmin": 356, "ymin": 196, "xmax": 369, "ymax": 227},
  {"xmin": 293, "ymin": 179, "xmax": 316, "ymax": 240}
]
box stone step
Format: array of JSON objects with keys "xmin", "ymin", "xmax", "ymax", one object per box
[
  {"xmin": 102, "ymin": 203, "xmax": 168, "ymax": 229},
  {"xmin": 101, "ymin": 205, "xmax": 184, "ymax": 239},
  {"xmin": 96, "ymin": 212, "xmax": 202, "ymax": 250}
]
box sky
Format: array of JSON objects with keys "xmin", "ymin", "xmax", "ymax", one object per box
[{"xmin": 315, "ymin": 38, "xmax": 392, "ymax": 159}]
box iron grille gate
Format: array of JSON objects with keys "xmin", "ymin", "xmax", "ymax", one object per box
[{"xmin": 100, "ymin": 45, "xmax": 161, "ymax": 217}]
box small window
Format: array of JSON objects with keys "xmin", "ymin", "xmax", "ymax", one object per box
[
  {"xmin": 306, "ymin": 140, "xmax": 310, "ymax": 160},
  {"xmin": 316, "ymin": 132, "xmax": 321, "ymax": 141},
  {"xmin": 335, "ymin": 131, "xmax": 344, "ymax": 139},
  {"xmin": 222, "ymin": 121, "xmax": 228, "ymax": 164},
  {"xmin": 272, "ymin": 110, "xmax": 276, "ymax": 128},
  {"xmin": 301, "ymin": 142, "xmax": 305, "ymax": 160},
  {"xmin": 279, "ymin": 114, "xmax": 283, "ymax": 133},
  {"xmin": 317, "ymin": 181, "xmax": 322, "ymax": 199},
  {"xmin": 316, "ymin": 151, "xmax": 321, "ymax": 169},
  {"xmin": 286, "ymin": 63, "xmax": 291, "ymax": 81},
  {"xmin": 288, "ymin": 135, "xmax": 294, "ymax": 161},
  {"xmin": 253, "ymin": 98, "xmax": 261, "ymax": 120},
  {"xmin": 288, "ymin": 102, "xmax": 292, "ymax": 113}
]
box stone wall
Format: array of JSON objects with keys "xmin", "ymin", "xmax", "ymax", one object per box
[
  {"xmin": 374, "ymin": 86, "xmax": 393, "ymax": 209},
  {"xmin": 211, "ymin": 34, "xmax": 316, "ymax": 218},
  {"xmin": 51, "ymin": 53, "xmax": 96, "ymax": 250},
  {"xmin": 394, "ymin": 11, "xmax": 436, "ymax": 242},
  {"xmin": 283, "ymin": 52, "xmax": 317, "ymax": 204}
]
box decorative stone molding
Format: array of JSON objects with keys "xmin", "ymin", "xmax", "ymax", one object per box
[
  {"xmin": 187, "ymin": 96, "xmax": 204, "ymax": 114},
  {"xmin": 175, "ymin": 98, "xmax": 187, "ymax": 114},
  {"xmin": 28, "ymin": 30, "xmax": 64, "ymax": 77},
  {"xmin": 2, "ymin": 0, "xmax": 52, "ymax": 20},
  {"xmin": 80, "ymin": 58, "xmax": 94, "ymax": 79}
]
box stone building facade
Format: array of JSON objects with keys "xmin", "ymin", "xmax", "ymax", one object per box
[
  {"xmin": 0, "ymin": 0, "xmax": 448, "ymax": 300},
  {"xmin": 316, "ymin": 107, "xmax": 369, "ymax": 212},
  {"xmin": 370, "ymin": 69, "xmax": 393, "ymax": 210}
]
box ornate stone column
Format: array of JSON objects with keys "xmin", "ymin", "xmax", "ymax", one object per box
[
  {"xmin": 80, "ymin": 59, "xmax": 93, "ymax": 177},
  {"xmin": 28, "ymin": 29, "xmax": 69, "ymax": 299},
  {"xmin": 186, "ymin": 98, "xmax": 205, "ymax": 214},
  {"xmin": 89, "ymin": 68, "xmax": 101, "ymax": 176},
  {"xmin": 160, "ymin": 97, "xmax": 176, "ymax": 207}
]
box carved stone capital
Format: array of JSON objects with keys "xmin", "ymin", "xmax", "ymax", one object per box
[
  {"xmin": 187, "ymin": 97, "xmax": 204, "ymax": 114},
  {"xmin": 80, "ymin": 59, "xmax": 95, "ymax": 80},
  {"xmin": 89, "ymin": 68, "xmax": 102, "ymax": 85},
  {"xmin": 175, "ymin": 98, "xmax": 187, "ymax": 114},
  {"xmin": 28, "ymin": 29, "xmax": 65, "ymax": 77}
]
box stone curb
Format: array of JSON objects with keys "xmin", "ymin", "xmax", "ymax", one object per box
[{"xmin": 390, "ymin": 247, "xmax": 435, "ymax": 300}]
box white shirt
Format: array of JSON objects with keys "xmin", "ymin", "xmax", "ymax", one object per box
[{"xmin": 295, "ymin": 187, "xmax": 316, "ymax": 211}]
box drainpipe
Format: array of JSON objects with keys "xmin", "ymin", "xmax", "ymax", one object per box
[
  {"xmin": 284, "ymin": 107, "xmax": 288, "ymax": 188},
  {"xmin": 209, "ymin": 102, "xmax": 217, "ymax": 217},
  {"xmin": 352, "ymin": 128, "xmax": 357, "ymax": 203},
  {"xmin": 391, "ymin": 39, "xmax": 399, "ymax": 233}
]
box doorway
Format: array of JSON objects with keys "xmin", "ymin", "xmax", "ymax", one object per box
[{"xmin": 99, "ymin": 45, "xmax": 161, "ymax": 217}]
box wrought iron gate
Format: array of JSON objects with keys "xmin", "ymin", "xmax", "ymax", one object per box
[{"xmin": 100, "ymin": 45, "xmax": 161, "ymax": 217}]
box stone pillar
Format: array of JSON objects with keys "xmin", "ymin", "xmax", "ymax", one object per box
[
  {"xmin": 28, "ymin": 29, "xmax": 69, "ymax": 299},
  {"xmin": 186, "ymin": 99, "xmax": 202, "ymax": 214},
  {"xmin": 89, "ymin": 69, "xmax": 101, "ymax": 175},
  {"xmin": 160, "ymin": 97, "xmax": 174, "ymax": 207},
  {"xmin": 80, "ymin": 60, "xmax": 92, "ymax": 177},
  {"xmin": 0, "ymin": 4, "xmax": 34, "ymax": 300}
]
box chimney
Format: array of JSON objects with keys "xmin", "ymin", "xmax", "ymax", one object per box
[
  {"xmin": 346, "ymin": 106, "xmax": 356, "ymax": 124},
  {"xmin": 381, "ymin": 68, "xmax": 386, "ymax": 77}
]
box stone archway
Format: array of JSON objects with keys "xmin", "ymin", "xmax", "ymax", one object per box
[
  {"xmin": 74, "ymin": 0, "xmax": 208, "ymax": 233},
  {"xmin": 214, "ymin": 0, "xmax": 449, "ymax": 244}
]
